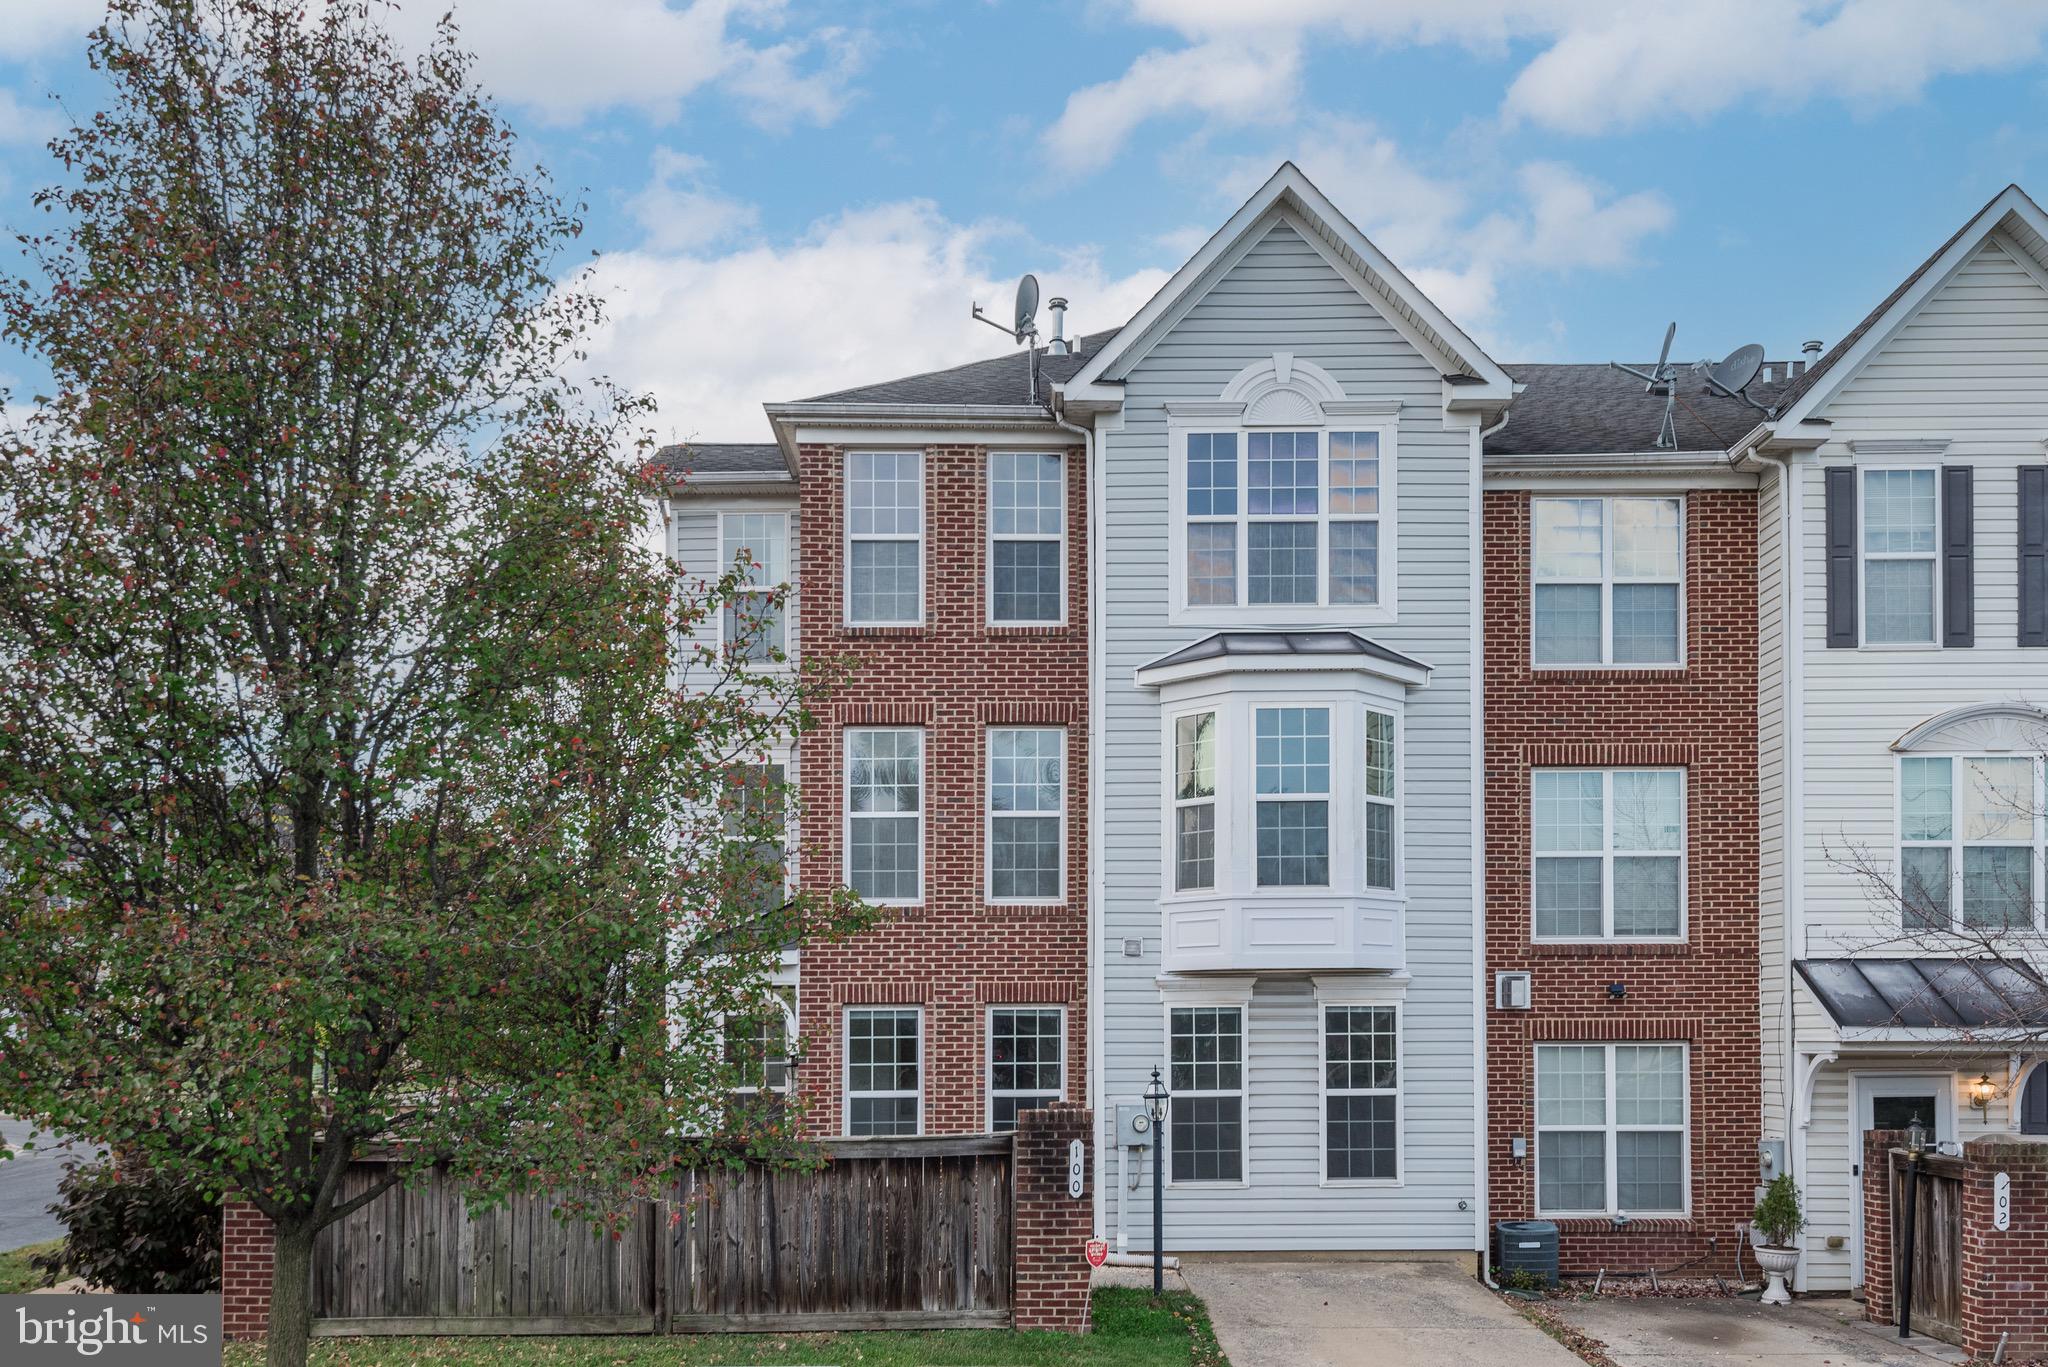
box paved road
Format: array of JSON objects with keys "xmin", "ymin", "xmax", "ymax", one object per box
[
  {"xmin": 1177, "ymin": 1258, "xmax": 1585, "ymax": 1367},
  {"xmin": 0, "ymin": 1117, "xmax": 100, "ymax": 1249},
  {"xmin": 1548, "ymin": 1293, "xmax": 1965, "ymax": 1367}
]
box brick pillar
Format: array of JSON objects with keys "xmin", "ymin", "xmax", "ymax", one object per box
[
  {"xmin": 1958, "ymin": 1134, "xmax": 2048, "ymax": 1360},
  {"xmin": 1012, "ymin": 1102, "xmax": 1093, "ymax": 1333},
  {"xmin": 221, "ymin": 1199, "xmax": 275, "ymax": 1341},
  {"xmin": 1861, "ymin": 1129, "xmax": 1904, "ymax": 1325}
]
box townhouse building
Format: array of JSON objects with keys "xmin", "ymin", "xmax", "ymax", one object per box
[{"xmin": 661, "ymin": 168, "xmax": 2048, "ymax": 1281}]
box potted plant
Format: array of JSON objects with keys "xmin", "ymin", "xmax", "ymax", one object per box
[{"xmin": 1751, "ymin": 1173, "xmax": 1805, "ymax": 1306}]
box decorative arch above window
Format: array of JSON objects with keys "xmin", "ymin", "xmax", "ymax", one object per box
[
  {"xmin": 1894, "ymin": 702, "xmax": 2048, "ymax": 754},
  {"xmin": 1165, "ymin": 353, "xmax": 1400, "ymax": 626},
  {"xmin": 1892, "ymin": 703, "xmax": 2048, "ymax": 935}
]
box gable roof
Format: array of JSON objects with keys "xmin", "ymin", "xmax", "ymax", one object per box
[
  {"xmin": 1062, "ymin": 162, "xmax": 1512, "ymax": 406},
  {"xmin": 652, "ymin": 442, "xmax": 786, "ymax": 477},
  {"xmin": 1488, "ymin": 363, "xmax": 1796, "ymax": 457},
  {"xmin": 799, "ymin": 329, "xmax": 1120, "ymax": 408},
  {"xmin": 1773, "ymin": 184, "xmax": 2048, "ymax": 427}
]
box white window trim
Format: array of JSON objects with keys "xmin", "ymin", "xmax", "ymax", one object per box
[
  {"xmin": 726, "ymin": 988, "xmax": 797, "ymax": 1097},
  {"xmin": 986, "ymin": 452, "xmax": 1067, "ymax": 626},
  {"xmin": 844, "ymin": 450, "xmax": 924, "ymax": 628},
  {"xmin": 985, "ymin": 1004, "xmax": 1067, "ymax": 1132},
  {"xmin": 1162, "ymin": 998, "xmax": 1251, "ymax": 1189},
  {"xmin": 985, "ymin": 726, "xmax": 1067, "ymax": 906},
  {"xmin": 1318, "ymin": 1002, "xmax": 1404, "ymax": 1187},
  {"xmin": 1171, "ymin": 708, "xmax": 1220, "ymax": 894},
  {"xmin": 1857, "ymin": 465, "xmax": 1942, "ymax": 650},
  {"xmin": 843, "ymin": 727, "xmax": 924, "ymax": 908},
  {"xmin": 1531, "ymin": 767, "xmax": 1689, "ymax": 944},
  {"xmin": 1534, "ymin": 1041, "xmax": 1691, "ymax": 1218},
  {"xmin": 1896, "ymin": 753, "xmax": 2046, "ymax": 933},
  {"xmin": 842, "ymin": 1004, "xmax": 923, "ymax": 1137},
  {"xmin": 1529, "ymin": 495, "xmax": 1686, "ymax": 670},
  {"xmin": 1165, "ymin": 398, "xmax": 1400, "ymax": 628},
  {"xmin": 717, "ymin": 509, "xmax": 794, "ymax": 669},
  {"xmin": 1364, "ymin": 706, "xmax": 1400, "ymax": 893},
  {"xmin": 1253, "ymin": 703, "xmax": 1334, "ymax": 890}
]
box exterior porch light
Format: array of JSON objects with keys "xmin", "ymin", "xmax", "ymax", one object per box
[{"xmin": 1970, "ymin": 1074, "xmax": 1996, "ymax": 1113}]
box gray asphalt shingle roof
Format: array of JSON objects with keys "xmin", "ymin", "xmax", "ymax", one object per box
[
  {"xmin": 797, "ymin": 330, "xmax": 1120, "ymax": 408},
  {"xmin": 652, "ymin": 442, "xmax": 785, "ymax": 476},
  {"xmin": 1485, "ymin": 362, "xmax": 1794, "ymax": 457}
]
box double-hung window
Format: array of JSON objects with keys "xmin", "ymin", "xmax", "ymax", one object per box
[
  {"xmin": 846, "ymin": 728, "xmax": 921, "ymax": 904},
  {"xmin": 1533, "ymin": 768, "xmax": 1685, "ymax": 940},
  {"xmin": 1900, "ymin": 754, "xmax": 2043, "ymax": 931},
  {"xmin": 846, "ymin": 1007, "xmax": 921, "ymax": 1136},
  {"xmin": 1254, "ymin": 707, "xmax": 1330, "ymax": 887},
  {"xmin": 1173, "ymin": 712, "xmax": 1218, "ymax": 892},
  {"xmin": 847, "ymin": 452, "xmax": 922, "ymax": 625},
  {"xmin": 988, "ymin": 1006, "xmax": 1064, "ymax": 1132},
  {"xmin": 1324, "ymin": 1006, "xmax": 1398, "ymax": 1182},
  {"xmin": 1532, "ymin": 497, "xmax": 1682, "ymax": 665},
  {"xmin": 724, "ymin": 990, "xmax": 793, "ymax": 1095},
  {"xmin": 1182, "ymin": 429, "xmax": 1385, "ymax": 609},
  {"xmin": 1168, "ymin": 1007, "xmax": 1244, "ymax": 1182},
  {"xmin": 720, "ymin": 513, "xmax": 789, "ymax": 663},
  {"xmin": 989, "ymin": 453, "xmax": 1064, "ymax": 623},
  {"xmin": 1364, "ymin": 710, "xmax": 1397, "ymax": 891},
  {"xmin": 1861, "ymin": 468, "xmax": 1939, "ymax": 645},
  {"xmin": 988, "ymin": 728, "xmax": 1063, "ymax": 902},
  {"xmin": 1536, "ymin": 1043, "xmax": 1686, "ymax": 1216},
  {"xmin": 721, "ymin": 762, "xmax": 787, "ymax": 918}
]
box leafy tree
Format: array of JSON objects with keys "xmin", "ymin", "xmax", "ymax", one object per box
[{"xmin": 0, "ymin": 4, "xmax": 866, "ymax": 1364}]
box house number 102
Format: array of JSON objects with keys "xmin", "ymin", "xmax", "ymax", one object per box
[{"xmin": 1995, "ymin": 1171, "xmax": 2011, "ymax": 1232}]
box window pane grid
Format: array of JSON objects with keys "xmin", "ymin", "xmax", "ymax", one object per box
[
  {"xmin": 1173, "ymin": 710, "xmax": 1218, "ymax": 893},
  {"xmin": 1861, "ymin": 469, "xmax": 1938, "ymax": 644},
  {"xmin": 721, "ymin": 513, "xmax": 790, "ymax": 663},
  {"xmin": 1533, "ymin": 768, "xmax": 1684, "ymax": 940},
  {"xmin": 1325, "ymin": 1005, "xmax": 1397, "ymax": 1182},
  {"xmin": 849, "ymin": 729, "xmax": 921, "ymax": 902},
  {"xmin": 1900, "ymin": 754, "xmax": 2044, "ymax": 932},
  {"xmin": 990, "ymin": 454, "xmax": 1063, "ymax": 623},
  {"xmin": 1256, "ymin": 708, "xmax": 1331, "ymax": 887},
  {"xmin": 1532, "ymin": 497, "xmax": 1681, "ymax": 665},
  {"xmin": 1182, "ymin": 428, "xmax": 1387, "ymax": 609},
  {"xmin": 989, "ymin": 1007, "xmax": 1063, "ymax": 1132},
  {"xmin": 1536, "ymin": 1043, "xmax": 1685, "ymax": 1216},
  {"xmin": 848, "ymin": 452, "xmax": 921, "ymax": 624},
  {"xmin": 1169, "ymin": 1008, "xmax": 1243, "ymax": 1182},
  {"xmin": 989, "ymin": 728, "xmax": 1063, "ymax": 902},
  {"xmin": 847, "ymin": 1008, "xmax": 920, "ymax": 1137}
]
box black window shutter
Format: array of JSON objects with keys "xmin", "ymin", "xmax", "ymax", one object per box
[
  {"xmin": 1824, "ymin": 465, "xmax": 1857, "ymax": 648},
  {"xmin": 1940, "ymin": 464, "xmax": 1974, "ymax": 648},
  {"xmin": 2022, "ymin": 466, "xmax": 2048, "ymax": 647}
]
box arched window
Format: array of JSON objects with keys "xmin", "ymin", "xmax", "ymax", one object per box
[{"xmin": 1892, "ymin": 704, "xmax": 2048, "ymax": 933}]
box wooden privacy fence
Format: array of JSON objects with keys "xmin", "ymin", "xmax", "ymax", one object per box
[
  {"xmin": 1890, "ymin": 1149, "xmax": 1965, "ymax": 1347},
  {"xmin": 308, "ymin": 1134, "xmax": 1014, "ymax": 1336}
]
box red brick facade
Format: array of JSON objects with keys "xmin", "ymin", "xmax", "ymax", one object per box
[
  {"xmin": 790, "ymin": 443, "xmax": 1089, "ymax": 1137},
  {"xmin": 1483, "ymin": 488, "xmax": 1761, "ymax": 1275},
  {"xmin": 1012, "ymin": 1102, "xmax": 1096, "ymax": 1332},
  {"xmin": 221, "ymin": 1199, "xmax": 275, "ymax": 1341}
]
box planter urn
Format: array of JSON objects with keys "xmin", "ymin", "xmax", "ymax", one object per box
[{"xmin": 1754, "ymin": 1245, "xmax": 1799, "ymax": 1306}]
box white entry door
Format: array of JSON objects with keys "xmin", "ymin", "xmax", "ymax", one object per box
[{"xmin": 1850, "ymin": 1074, "xmax": 1955, "ymax": 1285}]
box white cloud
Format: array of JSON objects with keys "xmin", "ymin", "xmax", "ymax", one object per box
[
  {"xmin": 1218, "ymin": 120, "xmax": 1673, "ymax": 325},
  {"xmin": 626, "ymin": 149, "xmax": 759, "ymax": 252},
  {"xmin": 577, "ymin": 200, "xmax": 1170, "ymax": 441},
  {"xmin": 0, "ymin": 87, "xmax": 63, "ymax": 149},
  {"xmin": 1055, "ymin": 0, "xmax": 2048, "ymax": 162},
  {"xmin": 0, "ymin": 0, "xmax": 103, "ymax": 63}
]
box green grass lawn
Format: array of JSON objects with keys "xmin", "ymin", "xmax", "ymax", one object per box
[
  {"xmin": 0, "ymin": 1239, "xmax": 62, "ymax": 1294},
  {"xmin": 223, "ymin": 1289, "xmax": 1228, "ymax": 1367}
]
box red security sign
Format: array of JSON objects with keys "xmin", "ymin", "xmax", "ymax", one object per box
[{"xmin": 1084, "ymin": 1238, "xmax": 1109, "ymax": 1268}]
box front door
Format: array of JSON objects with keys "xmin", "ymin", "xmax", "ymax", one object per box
[{"xmin": 1851, "ymin": 1075, "xmax": 1954, "ymax": 1286}]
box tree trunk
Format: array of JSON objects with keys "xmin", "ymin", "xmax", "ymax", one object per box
[{"xmin": 264, "ymin": 1220, "xmax": 317, "ymax": 1367}]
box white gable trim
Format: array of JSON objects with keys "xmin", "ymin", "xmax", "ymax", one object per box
[
  {"xmin": 1061, "ymin": 162, "xmax": 1512, "ymax": 408},
  {"xmin": 1775, "ymin": 186, "xmax": 2048, "ymax": 429}
]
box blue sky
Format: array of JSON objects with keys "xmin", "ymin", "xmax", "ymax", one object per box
[{"xmin": 4, "ymin": 0, "xmax": 2048, "ymax": 440}]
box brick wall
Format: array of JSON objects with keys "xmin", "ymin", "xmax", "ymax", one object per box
[
  {"xmin": 791, "ymin": 444, "xmax": 1090, "ymax": 1137},
  {"xmin": 1012, "ymin": 1102, "xmax": 1094, "ymax": 1333},
  {"xmin": 1482, "ymin": 488, "xmax": 1761, "ymax": 1275},
  {"xmin": 221, "ymin": 1199, "xmax": 275, "ymax": 1342},
  {"xmin": 1860, "ymin": 1129, "xmax": 1903, "ymax": 1324},
  {"xmin": 1958, "ymin": 1134, "xmax": 2048, "ymax": 1358}
]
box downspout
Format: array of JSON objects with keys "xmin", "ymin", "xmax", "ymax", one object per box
[
  {"xmin": 1475, "ymin": 403, "xmax": 1512, "ymax": 1292},
  {"xmin": 1049, "ymin": 391, "xmax": 1106, "ymax": 1240}
]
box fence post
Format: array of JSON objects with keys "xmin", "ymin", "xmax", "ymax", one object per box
[
  {"xmin": 1959, "ymin": 1134, "xmax": 2048, "ymax": 1361},
  {"xmin": 221, "ymin": 1198, "xmax": 276, "ymax": 1342},
  {"xmin": 1860, "ymin": 1130, "xmax": 1903, "ymax": 1326},
  {"xmin": 1012, "ymin": 1102, "xmax": 1093, "ymax": 1333}
]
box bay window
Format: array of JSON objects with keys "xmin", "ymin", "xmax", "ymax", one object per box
[
  {"xmin": 1899, "ymin": 754, "xmax": 2044, "ymax": 931},
  {"xmin": 1532, "ymin": 497, "xmax": 1682, "ymax": 666},
  {"xmin": 1536, "ymin": 1043, "xmax": 1687, "ymax": 1216},
  {"xmin": 1532, "ymin": 768, "xmax": 1685, "ymax": 941},
  {"xmin": 1862, "ymin": 468, "xmax": 1939, "ymax": 645},
  {"xmin": 1174, "ymin": 712, "xmax": 1218, "ymax": 892},
  {"xmin": 1254, "ymin": 707, "xmax": 1330, "ymax": 886}
]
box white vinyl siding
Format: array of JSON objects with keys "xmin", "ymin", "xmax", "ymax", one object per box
[
  {"xmin": 988, "ymin": 1006, "xmax": 1065, "ymax": 1132},
  {"xmin": 846, "ymin": 728, "xmax": 922, "ymax": 905},
  {"xmin": 1535, "ymin": 1043, "xmax": 1687, "ymax": 1216},
  {"xmin": 1532, "ymin": 768, "xmax": 1686, "ymax": 941},
  {"xmin": 989, "ymin": 453, "xmax": 1064, "ymax": 624},
  {"xmin": 988, "ymin": 727, "xmax": 1064, "ymax": 903},
  {"xmin": 846, "ymin": 452, "xmax": 922, "ymax": 625},
  {"xmin": 1531, "ymin": 496, "xmax": 1683, "ymax": 666},
  {"xmin": 845, "ymin": 1007, "xmax": 922, "ymax": 1136}
]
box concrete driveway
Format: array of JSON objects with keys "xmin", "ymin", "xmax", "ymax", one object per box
[
  {"xmin": 1546, "ymin": 1294, "xmax": 1966, "ymax": 1367},
  {"xmin": 0, "ymin": 1117, "xmax": 100, "ymax": 1249},
  {"xmin": 1176, "ymin": 1258, "xmax": 1585, "ymax": 1367}
]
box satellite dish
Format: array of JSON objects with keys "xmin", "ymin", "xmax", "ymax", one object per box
[
  {"xmin": 1710, "ymin": 343, "xmax": 1765, "ymax": 397},
  {"xmin": 1014, "ymin": 274, "xmax": 1041, "ymax": 340}
]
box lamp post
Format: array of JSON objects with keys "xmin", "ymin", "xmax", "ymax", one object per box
[
  {"xmin": 1144, "ymin": 1066, "xmax": 1170, "ymax": 1296},
  {"xmin": 1899, "ymin": 1116, "xmax": 1927, "ymax": 1340}
]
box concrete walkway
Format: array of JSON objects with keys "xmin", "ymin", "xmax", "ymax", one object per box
[
  {"xmin": 1175, "ymin": 1258, "xmax": 1586, "ymax": 1367},
  {"xmin": 1547, "ymin": 1294, "xmax": 1967, "ymax": 1367},
  {"xmin": 0, "ymin": 1118, "xmax": 99, "ymax": 1249}
]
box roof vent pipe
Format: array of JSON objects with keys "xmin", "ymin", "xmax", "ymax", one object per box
[
  {"xmin": 1802, "ymin": 339, "xmax": 1823, "ymax": 362},
  {"xmin": 1047, "ymin": 297, "xmax": 1070, "ymax": 356}
]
